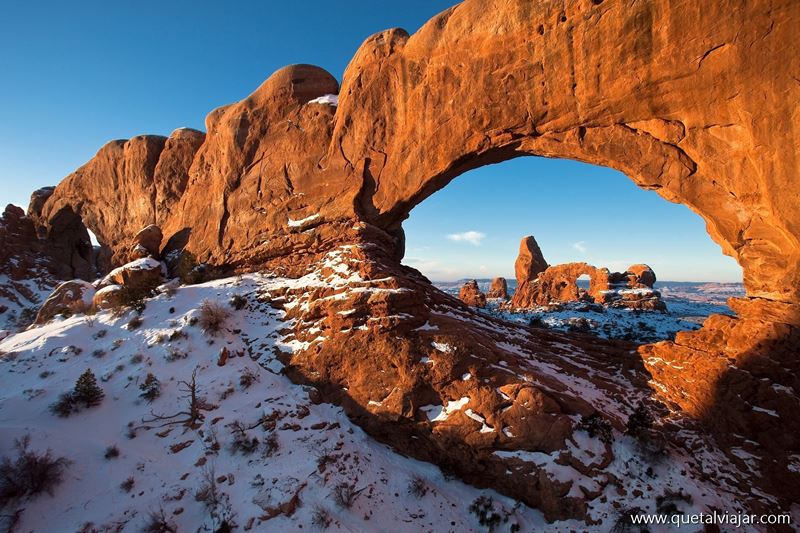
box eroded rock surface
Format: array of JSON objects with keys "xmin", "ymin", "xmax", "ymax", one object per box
[
  {"xmin": 487, "ymin": 277, "xmax": 508, "ymax": 299},
  {"xmin": 13, "ymin": 0, "xmax": 800, "ymax": 523},
  {"xmin": 458, "ymin": 279, "xmax": 486, "ymax": 307}
]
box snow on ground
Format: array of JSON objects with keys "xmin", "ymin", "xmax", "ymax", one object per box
[{"xmin": 0, "ymin": 273, "xmax": 571, "ymax": 532}]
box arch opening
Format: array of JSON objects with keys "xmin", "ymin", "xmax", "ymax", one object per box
[{"xmin": 402, "ymin": 155, "xmax": 743, "ymax": 344}]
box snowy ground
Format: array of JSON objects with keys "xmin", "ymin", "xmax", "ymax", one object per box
[
  {"xmin": 0, "ymin": 262, "xmax": 762, "ymax": 532},
  {"xmin": 435, "ymin": 280, "xmax": 743, "ymax": 343},
  {"xmin": 0, "ymin": 273, "xmax": 571, "ymax": 532}
]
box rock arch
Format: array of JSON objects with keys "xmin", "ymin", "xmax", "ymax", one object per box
[
  {"xmin": 33, "ymin": 1, "xmax": 799, "ymax": 312},
  {"xmin": 22, "ymin": 0, "xmax": 800, "ymax": 514}
]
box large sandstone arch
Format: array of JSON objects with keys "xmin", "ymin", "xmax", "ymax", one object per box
[
  {"xmin": 34, "ymin": 0, "xmax": 799, "ymax": 312},
  {"xmin": 21, "ymin": 0, "xmax": 800, "ymax": 515},
  {"xmin": 339, "ymin": 0, "xmax": 799, "ymax": 310}
]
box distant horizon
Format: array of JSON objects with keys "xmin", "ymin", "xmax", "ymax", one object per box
[{"xmin": 427, "ymin": 277, "xmax": 745, "ymax": 285}]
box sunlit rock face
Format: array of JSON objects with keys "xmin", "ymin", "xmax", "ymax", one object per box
[{"xmin": 16, "ymin": 0, "xmax": 800, "ymax": 521}]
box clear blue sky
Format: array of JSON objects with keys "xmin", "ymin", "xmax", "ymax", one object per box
[{"xmin": 0, "ymin": 1, "xmax": 741, "ymax": 282}]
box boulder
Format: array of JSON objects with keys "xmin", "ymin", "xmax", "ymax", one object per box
[
  {"xmin": 92, "ymin": 284, "xmax": 126, "ymax": 310},
  {"xmin": 514, "ymin": 236, "xmax": 548, "ymax": 286},
  {"xmin": 99, "ymin": 257, "xmax": 164, "ymax": 292},
  {"xmin": 459, "ymin": 279, "xmax": 486, "ymax": 308},
  {"xmin": 34, "ymin": 280, "xmax": 96, "ymax": 324},
  {"xmin": 487, "ymin": 277, "xmax": 508, "ymax": 299},
  {"xmin": 625, "ymin": 264, "xmax": 656, "ymax": 288},
  {"xmin": 131, "ymin": 224, "xmax": 163, "ymax": 259}
]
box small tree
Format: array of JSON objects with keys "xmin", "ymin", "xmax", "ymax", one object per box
[
  {"xmin": 139, "ymin": 373, "xmax": 161, "ymax": 403},
  {"xmin": 73, "ymin": 369, "xmax": 104, "ymax": 407}
]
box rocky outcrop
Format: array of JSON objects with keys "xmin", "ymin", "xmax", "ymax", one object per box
[
  {"xmin": 92, "ymin": 285, "xmax": 126, "ymax": 310},
  {"xmin": 130, "ymin": 224, "xmax": 163, "ymax": 260},
  {"xmin": 98, "ymin": 257, "xmax": 164, "ymax": 293},
  {"xmin": 514, "ymin": 236, "xmax": 548, "ymax": 287},
  {"xmin": 13, "ymin": 0, "xmax": 800, "ymax": 521},
  {"xmin": 34, "ymin": 280, "xmax": 95, "ymax": 324},
  {"xmin": 458, "ymin": 279, "xmax": 486, "ymax": 307},
  {"xmin": 0, "ymin": 204, "xmax": 61, "ymax": 329},
  {"xmin": 486, "ymin": 277, "xmax": 508, "ymax": 299},
  {"xmin": 508, "ymin": 241, "xmax": 666, "ymax": 311}
]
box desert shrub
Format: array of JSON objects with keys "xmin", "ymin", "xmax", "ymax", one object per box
[
  {"xmin": 109, "ymin": 287, "xmax": 152, "ymax": 317},
  {"xmin": 120, "ymin": 476, "xmax": 135, "ymax": 492},
  {"xmin": 139, "ymin": 373, "xmax": 161, "ymax": 403},
  {"xmin": 228, "ymin": 294, "xmax": 247, "ymax": 311},
  {"xmin": 92, "ymin": 329, "xmax": 107, "ymax": 340},
  {"xmin": 311, "ymin": 506, "xmax": 332, "ymax": 529},
  {"xmin": 198, "ymin": 300, "xmax": 230, "ymax": 334},
  {"xmin": 194, "ymin": 467, "xmax": 234, "ymax": 529},
  {"xmin": 332, "ymin": 482, "xmax": 359, "ymax": 509},
  {"xmin": 0, "ymin": 435, "xmax": 71, "ymax": 504},
  {"xmin": 578, "ymin": 413, "xmax": 614, "ymax": 444},
  {"xmin": 12, "ymin": 307, "xmax": 38, "ymax": 331},
  {"xmin": 130, "ymin": 353, "xmax": 144, "ymax": 364},
  {"xmin": 468, "ymin": 496, "xmax": 501, "ymax": 529},
  {"xmin": 529, "ymin": 316, "xmax": 548, "ymax": 329},
  {"xmin": 229, "ymin": 421, "xmax": 259, "ymax": 455},
  {"xmin": 408, "ymin": 475, "xmax": 428, "ymax": 498},
  {"xmin": 263, "ymin": 432, "xmax": 279, "ymax": 458},
  {"xmin": 239, "ymin": 367, "xmax": 260, "ymax": 389},
  {"xmin": 49, "ymin": 392, "xmax": 76, "ymax": 417},
  {"xmin": 92, "ymin": 349, "xmax": 106, "ymax": 358},
  {"xmin": 626, "ymin": 402, "xmax": 654, "ymax": 437},
  {"xmin": 165, "ymin": 347, "xmax": 188, "ymax": 362},
  {"xmin": 104, "ymin": 445, "xmax": 120, "ymax": 459},
  {"xmin": 73, "ymin": 369, "xmax": 104, "ymax": 407},
  {"xmin": 142, "ymin": 508, "xmax": 177, "ymax": 533},
  {"xmin": 126, "ymin": 315, "xmax": 143, "ymax": 330}
]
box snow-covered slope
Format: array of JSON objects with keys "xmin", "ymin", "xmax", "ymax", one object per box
[{"xmin": 0, "ymin": 274, "xmax": 565, "ymax": 532}]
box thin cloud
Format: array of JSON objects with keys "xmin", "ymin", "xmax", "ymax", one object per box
[
  {"xmin": 572, "ymin": 241, "xmax": 587, "ymax": 253},
  {"xmin": 446, "ymin": 231, "xmax": 486, "ymax": 246}
]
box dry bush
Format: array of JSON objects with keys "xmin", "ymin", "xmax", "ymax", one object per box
[
  {"xmin": 142, "ymin": 508, "xmax": 177, "ymax": 533},
  {"xmin": 104, "ymin": 445, "xmax": 120, "ymax": 460},
  {"xmin": 120, "ymin": 476, "xmax": 135, "ymax": 492},
  {"xmin": 332, "ymin": 482, "xmax": 359, "ymax": 509},
  {"xmin": 311, "ymin": 506, "xmax": 332, "ymax": 529},
  {"xmin": 198, "ymin": 300, "xmax": 230, "ymax": 334},
  {"xmin": 0, "ymin": 435, "xmax": 71, "ymax": 505},
  {"xmin": 408, "ymin": 475, "xmax": 428, "ymax": 498},
  {"xmin": 239, "ymin": 367, "xmax": 260, "ymax": 389}
]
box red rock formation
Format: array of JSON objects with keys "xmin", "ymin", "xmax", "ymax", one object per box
[
  {"xmin": 130, "ymin": 224, "xmax": 163, "ymax": 260},
  {"xmin": 486, "ymin": 277, "xmax": 508, "ymax": 299},
  {"xmin": 510, "ymin": 257, "xmax": 666, "ymax": 312},
  {"xmin": 626, "ymin": 264, "xmax": 656, "ymax": 288},
  {"xmin": 0, "ymin": 204, "xmax": 62, "ymax": 328},
  {"xmin": 458, "ymin": 279, "xmax": 486, "ymax": 307},
  {"xmin": 34, "ymin": 280, "xmax": 95, "ymax": 324},
  {"xmin": 514, "ymin": 236, "xmax": 548, "ymax": 287},
  {"xmin": 15, "ymin": 0, "xmax": 800, "ymax": 520}
]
